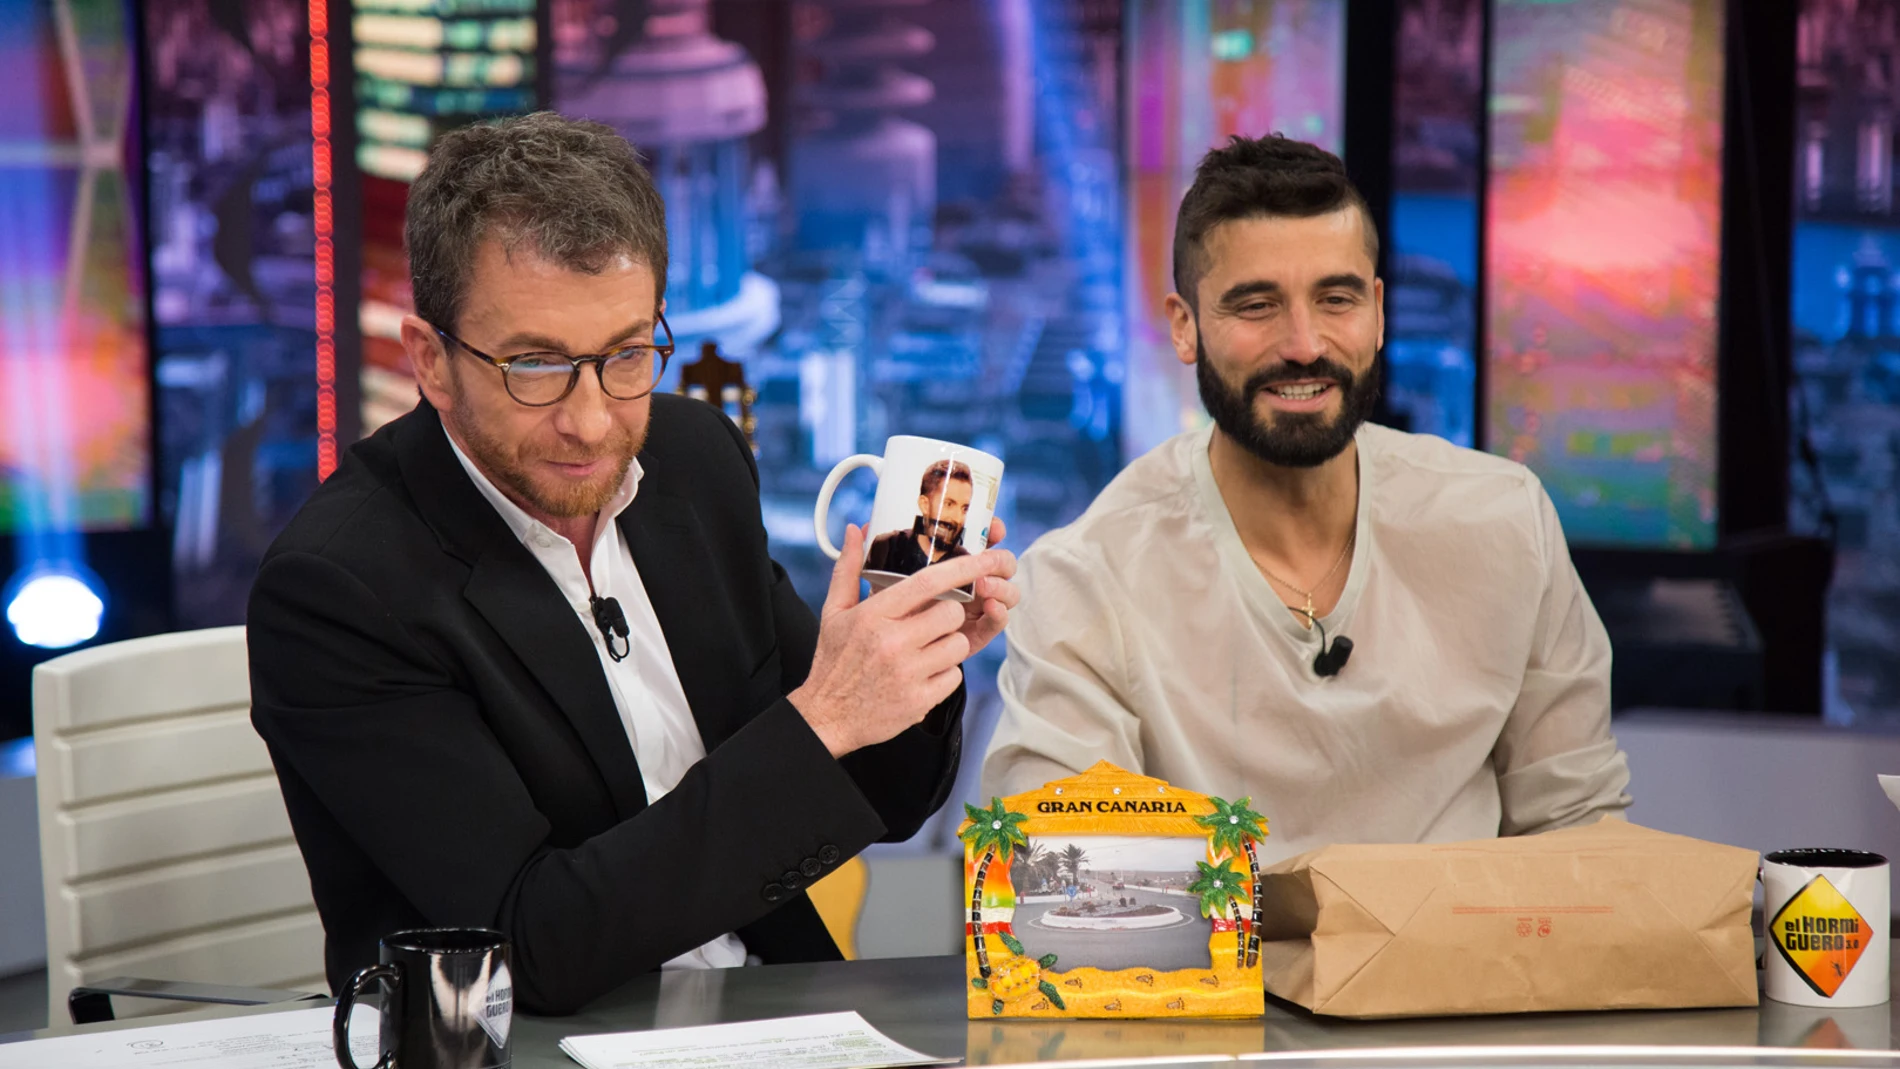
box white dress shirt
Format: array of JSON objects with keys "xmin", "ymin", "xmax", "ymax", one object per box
[
  {"xmin": 447, "ymin": 429, "xmax": 747, "ymax": 970},
  {"xmin": 981, "ymin": 423, "xmax": 1631, "ymax": 863}
]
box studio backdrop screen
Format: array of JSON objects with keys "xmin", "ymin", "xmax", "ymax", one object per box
[
  {"xmin": 351, "ymin": 0, "xmax": 540, "ymax": 433},
  {"xmin": 144, "ymin": 0, "xmax": 320, "ymax": 627},
  {"xmin": 0, "ymin": 0, "xmax": 151, "ymax": 535},
  {"xmin": 1485, "ymin": 0, "xmax": 1725, "ymax": 549},
  {"xmin": 1123, "ymin": 0, "xmax": 1345, "ymax": 460},
  {"xmin": 338, "ymin": 0, "xmax": 1128, "ymax": 622}
]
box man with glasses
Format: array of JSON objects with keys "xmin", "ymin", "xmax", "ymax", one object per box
[{"xmin": 248, "ymin": 113, "xmax": 1019, "ymax": 1015}]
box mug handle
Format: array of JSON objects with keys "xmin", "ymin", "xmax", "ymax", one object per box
[
  {"xmin": 334, "ymin": 963, "xmax": 400, "ymax": 1069},
  {"xmin": 813, "ymin": 454, "xmax": 882, "ymax": 560}
]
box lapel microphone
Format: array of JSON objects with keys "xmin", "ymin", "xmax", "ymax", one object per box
[
  {"xmin": 589, "ymin": 594, "xmax": 631, "ymax": 662},
  {"xmin": 1294, "ymin": 608, "xmax": 1354, "ymax": 678}
]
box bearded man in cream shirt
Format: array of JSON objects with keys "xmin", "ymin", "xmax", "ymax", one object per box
[{"xmin": 980, "ymin": 134, "xmax": 1630, "ymax": 862}]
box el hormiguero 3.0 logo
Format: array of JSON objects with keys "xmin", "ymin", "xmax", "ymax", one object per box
[{"xmin": 1769, "ymin": 875, "xmax": 1875, "ymax": 998}]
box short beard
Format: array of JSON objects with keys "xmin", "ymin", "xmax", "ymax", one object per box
[
  {"xmin": 918, "ymin": 516, "xmax": 963, "ymax": 546},
  {"xmin": 445, "ymin": 374, "xmax": 642, "ymax": 520},
  {"xmin": 1194, "ymin": 333, "xmax": 1380, "ymax": 469}
]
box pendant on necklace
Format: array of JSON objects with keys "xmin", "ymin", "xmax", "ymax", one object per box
[{"xmin": 1301, "ymin": 593, "xmax": 1315, "ymax": 630}]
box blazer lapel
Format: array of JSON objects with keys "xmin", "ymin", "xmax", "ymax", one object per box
[
  {"xmin": 462, "ymin": 558, "xmax": 649, "ymax": 819},
  {"xmin": 392, "ymin": 403, "xmax": 649, "ymax": 820},
  {"xmin": 618, "ymin": 494, "xmax": 747, "ymax": 752}
]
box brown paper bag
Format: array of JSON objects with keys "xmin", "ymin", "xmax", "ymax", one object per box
[{"xmin": 1254, "ymin": 821, "xmax": 1759, "ymax": 1018}]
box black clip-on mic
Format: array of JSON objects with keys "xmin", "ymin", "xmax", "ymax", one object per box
[
  {"xmin": 589, "ymin": 594, "xmax": 631, "ymax": 662},
  {"xmin": 1294, "ymin": 607, "xmax": 1353, "ymax": 678}
]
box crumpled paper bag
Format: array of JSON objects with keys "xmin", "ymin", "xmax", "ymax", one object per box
[{"xmin": 1254, "ymin": 821, "xmax": 1759, "ymax": 1017}]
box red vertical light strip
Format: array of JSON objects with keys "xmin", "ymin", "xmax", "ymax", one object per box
[{"xmin": 310, "ymin": 0, "xmax": 338, "ymax": 479}]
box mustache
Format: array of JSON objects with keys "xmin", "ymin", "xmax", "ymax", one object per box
[
  {"xmin": 1243, "ymin": 358, "xmax": 1355, "ymax": 397},
  {"xmin": 525, "ymin": 435, "xmax": 637, "ymax": 468},
  {"xmin": 538, "ymin": 454, "xmax": 617, "ymax": 466}
]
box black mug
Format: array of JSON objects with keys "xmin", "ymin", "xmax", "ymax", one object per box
[{"xmin": 334, "ymin": 928, "xmax": 513, "ymax": 1069}]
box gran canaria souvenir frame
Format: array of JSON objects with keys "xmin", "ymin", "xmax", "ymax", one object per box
[{"xmin": 958, "ymin": 761, "xmax": 1267, "ymax": 1018}]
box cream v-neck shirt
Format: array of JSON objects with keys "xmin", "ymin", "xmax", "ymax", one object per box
[
  {"xmin": 980, "ymin": 423, "xmax": 1630, "ymax": 865},
  {"xmin": 446, "ymin": 430, "xmax": 747, "ymax": 969}
]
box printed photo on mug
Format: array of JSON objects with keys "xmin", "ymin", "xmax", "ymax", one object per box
[
  {"xmin": 863, "ymin": 460, "xmax": 999, "ymax": 577},
  {"xmin": 814, "ymin": 436, "xmax": 1004, "ymax": 602}
]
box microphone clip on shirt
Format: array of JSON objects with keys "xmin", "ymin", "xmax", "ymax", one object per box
[
  {"xmin": 1293, "ymin": 607, "xmax": 1353, "ymax": 677},
  {"xmin": 590, "ymin": 594, "xmax": 631, "ymax": 662}
]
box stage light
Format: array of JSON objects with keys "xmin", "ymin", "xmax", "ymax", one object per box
[
  {"xmin": 5, "ymin": 566, "xmax": 105, "ymax": 649},
  {"xmin": 0, "ymin": 738, "xmax": 33, "ymax": 779}
]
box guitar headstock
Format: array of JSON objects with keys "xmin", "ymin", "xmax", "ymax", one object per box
[{"xmin": 675, "ymin": 340, "xmax": 757, "ymax": 454}]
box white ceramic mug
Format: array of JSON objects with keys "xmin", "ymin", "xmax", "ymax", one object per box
[
  {"xmin": 1762, "ymin": 848, "xmax": 1890, "ymax": 1008},
  {"xmin": 813, "ymin": 436, "xmax": 1003, "ymax": 603}
]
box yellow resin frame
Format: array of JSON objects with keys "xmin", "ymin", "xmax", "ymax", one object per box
[{"xmin": 959, "ymin": 761, "xmax": 1266, "ymax": 1019}]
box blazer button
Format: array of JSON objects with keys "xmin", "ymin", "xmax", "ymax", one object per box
[
  {"xmin": 780, "ymin": 870, "xmax": 803, "ymax": 891},
  {"xmin": 817, "ymin": 844, "xmax": 841, "ymax": 864},
  {"xmin": 762, "ymin": 882, "xmax": 786, "ymax": 903},
  {"xmin": 801, "ymin": 858, "xmax": 823, "ymax": 878}
]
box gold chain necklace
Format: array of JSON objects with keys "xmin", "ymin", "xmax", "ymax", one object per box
[{"xmin": 1255, "ymin": 532, "xmax": 1355, "ymax": 630}]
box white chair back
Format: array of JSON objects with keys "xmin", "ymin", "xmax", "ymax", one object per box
[{"xmin": 32, "ymin": 626, "xmax": 324, "ymax": 1022}]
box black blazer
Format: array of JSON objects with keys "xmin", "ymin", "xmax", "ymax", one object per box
[{"xmin": 247, "ymin": 397, "xmax": 963, "ymax": 1014}]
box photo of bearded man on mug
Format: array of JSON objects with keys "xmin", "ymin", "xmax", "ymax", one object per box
[{"xmin": 867, "ymin": 460, "xmax": 975, "ymax": 576}]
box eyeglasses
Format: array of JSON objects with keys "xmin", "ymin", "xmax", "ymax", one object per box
[{"xmin": 433, "ymin": 316, "xmax": 675, "ymax": 407}]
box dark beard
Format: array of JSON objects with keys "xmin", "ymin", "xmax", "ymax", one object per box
[
  {"xmin": 914, "ymin": 515, "xmax": 963, "ymax": 547},
  {"xmin": 1194, "ymin": 334, "xmax": 1380, "ymax": 468}
]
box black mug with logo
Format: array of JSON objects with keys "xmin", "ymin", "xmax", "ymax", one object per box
[{"xmin": 334, "ymin": 928, "xmax": 513, "ymax": 1069}]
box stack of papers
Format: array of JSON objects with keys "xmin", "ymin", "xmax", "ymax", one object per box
[
  {"xmin": 0, "ymin": 1006, "xmax": 374, "ymax": 1068},
  {"xmin": 559, "ymin": 1011, "xmax": 955, "ymax": 1069},
  {"xmin": 0, "ymin": 1004, "xmax": 951, "ymax": 1069}
]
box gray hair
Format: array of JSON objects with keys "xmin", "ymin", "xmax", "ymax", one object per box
[{"xmin": 404, "ymin": 112, "xmax": 669, "ymax": 331}]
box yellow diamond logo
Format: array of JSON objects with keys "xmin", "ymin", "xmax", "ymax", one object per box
[{"xmin": 1769, "ymin": 875, "xmax": 1874, "ymax": 998}]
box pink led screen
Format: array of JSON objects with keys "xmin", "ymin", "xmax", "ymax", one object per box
[
  {"xmin": 1486, "ymin": 0, "xmax": 1725, "ymax": 548},
  {"xmin": 1124, "ymin": 0, "xmax": 1346, "ymax": 458}
]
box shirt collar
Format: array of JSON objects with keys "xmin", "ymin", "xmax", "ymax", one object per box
[{"xmin": 444, "ymin": 422, "xmax": 644, "ymax": 548}]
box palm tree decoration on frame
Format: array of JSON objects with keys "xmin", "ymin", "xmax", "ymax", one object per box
[
  {"xmin": 1034, "ymin": 849, "xmax": 1060, "ymax": 891},
  {"xmin": 1057, "ymin": 842, "xmax": 1090, "ymax": 890},
  {"xmin": 1008, "ymin": 838, "xmax": 1051, "ymax": 894},
  {"xmin": 959, "ymin": 797, "xmax": 1029, "ymax": 980},
  {"xmin": 1187, "ymin": 857, "xmax": 1249, "ymax": 967},
  {"xmin": 1195, "ymin": 796, "xmax": 1269, "ymax": 967}
]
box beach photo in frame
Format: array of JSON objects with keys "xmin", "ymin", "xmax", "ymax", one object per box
[{"xmin": 959, "ymin": 762, "xmax": 1267, "ymax": 1018}]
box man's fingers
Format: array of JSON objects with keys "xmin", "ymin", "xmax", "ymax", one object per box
[
  {"xmin": 985, "ymin": 517, "xmax": 1007, "ymax": 549},
  {"xmin": 981, "ymin": 547, "xmax": 1018, "ymax": 581},
  {"xmin": 821, "ymin": 524, "xmax": 866, "ymax": 619},
  {"xmin": 918, "ymin": 627, "xmax": 974, "ymax": 675},
  {"xmin": 961, "ymin": 597, "xmax": 1009, "ymax": 651},
  {"xmin": 970, "ymin": 571, "xmax": 1021, "ymax": 610},
  {"xmin": 871, "ymin": 549, "xmax": 1014, "ymax": 616},
  {"xmin": 920, "ymin": 663, "xmax": 965, "ymax": 708},
  {"xmin": 897, "ymin": 597, "xmax": 967, "ymax": 646},
  {"xmin": 970, "ymin": 595, "xmax": 1010, "ymax": 632}
]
